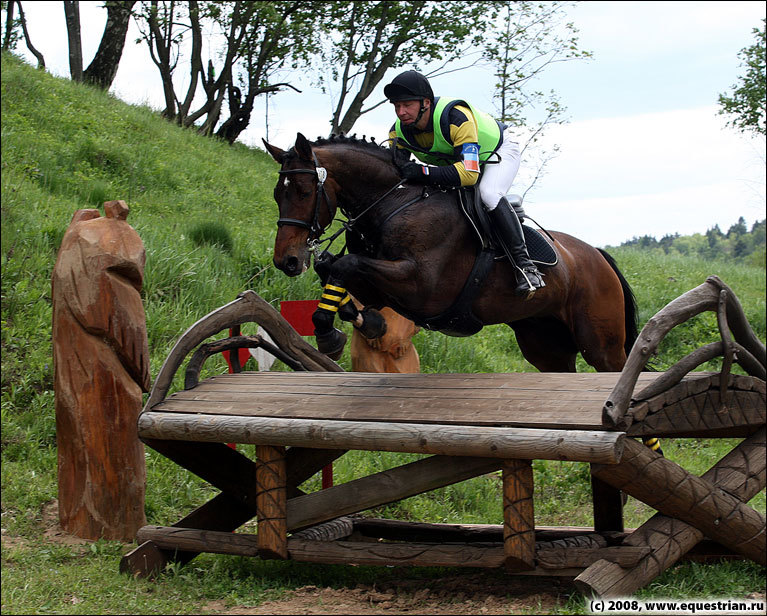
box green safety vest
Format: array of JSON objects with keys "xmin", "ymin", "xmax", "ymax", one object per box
[{"xmin": 394, "ymin": 97, "xmax": 503, "ymax": 166}]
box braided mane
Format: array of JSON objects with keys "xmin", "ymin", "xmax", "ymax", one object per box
[{"xmin": 312, "ymin": 134, "xmax": 396, "ymax": 165}]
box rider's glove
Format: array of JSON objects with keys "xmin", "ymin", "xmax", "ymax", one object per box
[
  {"xmin": 313, "ymin": 250, "xmax": 337, "ymax": 285},
  {"xmin": 400, "ymin": 162, "xmax": 431, "ymax": 184}
]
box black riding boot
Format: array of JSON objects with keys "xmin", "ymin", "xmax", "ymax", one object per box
[{"xmin": 488, "ymin": 197, "xmax": 545, "ymax": 298}]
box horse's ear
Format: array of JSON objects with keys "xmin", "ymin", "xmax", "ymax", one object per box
[
  {"xmin": 294, "ymin": 132, "xmax": 313, "ymax": 161},
  {"xmin": 262, "ymin": 139, "xmax": 285, "ymax": 163}
]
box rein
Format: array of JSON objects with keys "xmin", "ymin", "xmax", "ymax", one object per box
[{"xmin": 278, "ymin": 148, "xmax": 417, "ymax": 252}]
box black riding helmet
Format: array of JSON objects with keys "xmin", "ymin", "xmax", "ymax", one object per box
[{"xmin": 384, "ymin": 70, "xmax": 434, "ymax": 103}]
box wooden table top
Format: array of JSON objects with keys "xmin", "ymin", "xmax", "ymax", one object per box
[{"xmin": 151, "ymin": 371, "xmax": 676, "ymax": 431}]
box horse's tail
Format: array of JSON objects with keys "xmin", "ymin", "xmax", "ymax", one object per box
[{"xmin": 597, "ymin": 248, "xmax": 638, "ymax": 356}]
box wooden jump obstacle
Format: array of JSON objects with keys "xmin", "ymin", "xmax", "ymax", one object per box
[{"xmin": 120, "ymin": 276, "xmax": 766, "ymax": 597}]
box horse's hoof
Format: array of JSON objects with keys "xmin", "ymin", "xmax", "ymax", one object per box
[
  {"xmin": 356, "ymin": 307, "xmax": 388, "ymax": 339},
  {"xmin": 315, "ymin": 328, "xmax": 347, "ymax": 360}
]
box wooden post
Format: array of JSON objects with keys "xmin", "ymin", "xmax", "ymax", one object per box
[
  {"xmin": 576, "ymin": 427, "xmax": 766, "ymax": 597},
  {"xmin": 502, "ymin": 459, "xmax": 535, "ymax": 571},
  {"xmin": 590, "ymin": 473, "xmax": 624, "ymax": 532},
  {"xmin": 52, "ymin": 202, "xmax": 149, "ymax": 540},
  {"xmin": 590, "ymin": 436, "xmax": 766, "ymax": 565},
  {"xmin": 256, "ymin": 445, "xmax": 288, "ymax": 559}
]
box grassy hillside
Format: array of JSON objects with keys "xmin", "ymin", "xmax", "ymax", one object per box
[{"xmin": 2, "ymin": 53, "xmax": 765, "ymax": 614}]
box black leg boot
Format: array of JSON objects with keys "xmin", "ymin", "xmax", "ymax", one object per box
[{"xmin": 488, "ymin": 197, "xmax": 545, "ymax": 298}]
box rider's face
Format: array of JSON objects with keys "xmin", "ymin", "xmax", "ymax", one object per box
[{"xmin": 393, "ymin": 99, "xmax": 429, "ymax": 128}]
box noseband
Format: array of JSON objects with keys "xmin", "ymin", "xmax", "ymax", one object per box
[{"xmin": 277, "ymin": 151, "xmax": 334, "ymax": 244}]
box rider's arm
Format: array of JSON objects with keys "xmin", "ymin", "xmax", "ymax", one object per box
[{"xmin": 406, "ymin": 105, "xmax": 481, "ymax": 187}]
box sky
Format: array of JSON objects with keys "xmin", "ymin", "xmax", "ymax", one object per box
[{"xmin": 10, "ymin": 1, "xmax": 766, "ymax": 247}]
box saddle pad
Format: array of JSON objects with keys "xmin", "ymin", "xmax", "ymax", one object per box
[{"xmin": 524, "ymin": 225, "xmax": 558, "ymax": 267}]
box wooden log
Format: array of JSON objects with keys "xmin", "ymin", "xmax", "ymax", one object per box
[
  {"xmin": 120, "ymin": 446, "xmax": 345, "ymax": 577},
  {"xmin": 138, "ymin": 412, "xmax": 625, "ymax": 463},
  {"xmin": 592, "ymin": 438, "xmax": 765, "ymax": 564},
  {"xmin": 576, "ymin": 428, "xmax": 766, "ymax": 597},
  {"xmin": 351, "ymin": 519, "xmax": 611, "ymax": 543},
  {"xmin": 502, "ymin": 459, "xmax": 535, "ymax": 571},
  {"xmin": 287, "ymin": 455, "xmax": 501, "ymax": 531},
  {"xmin": 52, "ymin": 203, "xmax": 149, "ymax": 541},
  {"xmin": 604, "ymin": 276, "xmax": 767, "ymax": 428},
  {"xmin": 290, "ymin": 517, "xmax": 355, "ymax": 542},
  {"xmin": 537, "ymin": 546, "xmax": 650, "ymax": 569},
  {"xmin": 289, "ymin": 538, "xmax": 506, "ymax": 568},
  {"xmin": 144, "ymin": 289, "xmax": 342, "ymax": 412},
  {"xmin": 256, "ymin": 445, "xmax": 288, "ymax": 559},
  {"xmin": 627, "ymin": 389, "xmax": 765, "ymax": 438}
]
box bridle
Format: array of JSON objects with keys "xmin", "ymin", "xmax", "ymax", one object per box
[
  {"xmin": 276, "ymin": 151, "xmax": 334, "ymax": 244},
  {"xmin": 277, "ymin": 146, "xmax": 416, "ymax": 253}
]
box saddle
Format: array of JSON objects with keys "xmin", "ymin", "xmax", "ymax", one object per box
[
  {"xmin": 415, "ymin": 188, "xmax": 557, "ymax": 337},
  {"xmin": 457, "ymin": 188, "xmax": 558, "ymax": 267}
]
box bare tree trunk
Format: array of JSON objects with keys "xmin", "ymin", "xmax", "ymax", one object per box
[
  {"xmin": 2, "ymin": 0, "xmax": 16, "ymax": 51},
  {"xmin": 83, "ymin": 0, "xmax": 136, "ymax": 90},
  {"xmin": 16, "ymin": 1, "xmax": 45, "ymax": 68},
  {"xmin": 63, "ymin": 1, "xmax": 83, "ymax": 81}
]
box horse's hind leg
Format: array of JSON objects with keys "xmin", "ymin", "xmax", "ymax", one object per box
[
  {"xmin": 572, "ymin": 311, "xmax": 628, "ymax": 372},
  {"xmin": 509, "ymin": 318, "xmax": 578, "ymax": 372}
]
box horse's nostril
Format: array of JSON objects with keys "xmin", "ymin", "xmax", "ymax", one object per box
[{"xmin": 285, "ymin": 256, "xmax": 299, "ymax": 273}]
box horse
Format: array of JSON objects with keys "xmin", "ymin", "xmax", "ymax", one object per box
[{"xmin": 263, "ymin": 133, "xmax": 638, "ymax": 374}]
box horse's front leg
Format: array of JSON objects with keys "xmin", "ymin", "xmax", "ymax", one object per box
[{"xmin": 311, "ymin": 254, "xmax": 417, "ymax": 357}]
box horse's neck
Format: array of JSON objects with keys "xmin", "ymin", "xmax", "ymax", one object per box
[{"xmin": 324, "ymin": 150, "xmax": 400, "ymax": 211}]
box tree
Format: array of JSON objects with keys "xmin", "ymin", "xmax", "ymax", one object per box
[
  {"xmin": 63, "ymin": 1, "xmax": 83, "ymax": 81},
  {"xmin": 5, "ymin": 1, "xmax": 45, "ymax": 68},
  {"xmin": 482, "ymin": 1, "xmax": 590, "ymax": 200},
  {"xmin": 82, "ymin": 1, "xmax": 136, "ymax": 89},
  {"xmin": 135, "ymin": 1, "xmax": 318, "ymax": 139},
  {"xmin": 215, "ymin": 1, "xmax": 323, "ymax": 144},
  {"xmin": 317, "ymin": 1, "xmax": 494, "ymax": 136},
  {"xmin": 2, "ymin": 0, "xmax": 21, "ymax": 51},
  {"xmin": 62, "ymin": 1, "xmax": 135, "ymax": 89},
  {"xmin": 718, "ymin": 19, "xmax": 766, "ymax": 135},
  {"xmin": 483, "ymin": 1, "xmax": 590, "ymax": 127}
]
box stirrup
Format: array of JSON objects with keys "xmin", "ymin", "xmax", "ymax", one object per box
[{"xmin": 515, "ymin": 267, "xmax": 545, "ymax": 299}]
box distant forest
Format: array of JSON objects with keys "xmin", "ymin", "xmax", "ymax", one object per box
[{"xmin": 615, "ymin": 217, "xmax": 766, "ymax": 267}]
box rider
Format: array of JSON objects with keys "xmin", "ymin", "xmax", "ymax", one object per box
[{"xmin": 383, "ymin": 70, "xmax": 544, "ymax": 297}]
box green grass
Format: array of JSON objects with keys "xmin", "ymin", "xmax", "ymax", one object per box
[{"xmin": 1, "ymin": 53, "xmax": 765, "ymax": 614}]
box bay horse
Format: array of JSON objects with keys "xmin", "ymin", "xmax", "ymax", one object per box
[{"xmin": 263, "ymin": 133, "xmax": 637, "ymax": 373}]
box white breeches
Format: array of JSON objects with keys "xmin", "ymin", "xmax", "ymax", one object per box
[{"xmin": 478, "ymin": 128, "xmax": 521, "ymax": 211}]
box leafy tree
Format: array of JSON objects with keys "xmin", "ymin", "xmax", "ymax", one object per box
[
  {"xmin": 316, "ymin": 1, "xmax": 493, "ymax": 136},
  {"xmin": 215, "ymin": 1, "xmax": 324, "ymax": 144},
  {"xmin": 718, "ymin": 19, "xmax": 766, "ymax": 135},
  {"xmin": 135, "ymin": 0, "xmax": 319, "ymax": 140},
  {"xmin": 483, "ymin": 1, "xmax": 590, "ymax": 127},
  {"xmin": 2, "ymin": 1, "xmax": 20, "ymax": 52},
  {"xmin": 727, "ymin": 216, "xmax": 748, "ymax": 238}
]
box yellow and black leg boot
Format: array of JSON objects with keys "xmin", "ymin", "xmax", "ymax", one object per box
[{"xmin": 312, "ymin": 282, "xmax": 348, "ymax": 360}]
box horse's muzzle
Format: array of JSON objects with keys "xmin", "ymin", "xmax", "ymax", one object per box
[{"xmin": 274, "ymin": 254, "xmax": 307, "ymax": 277}]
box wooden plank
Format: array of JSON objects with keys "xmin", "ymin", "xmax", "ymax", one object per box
[
  {"xmin": 502, "ymin": 459, "xmax": 535, "ymax": 571},
  {"xmin": 138, "ymin": 412, "xmax": 626, "ymax": 463},
  {"xmin": 153, "ymin": 396, "xmax": 607, "ymax": 430},
  {"xmin": 286, "ymin": 456, "xmax": 501, "ymax": 531}
]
